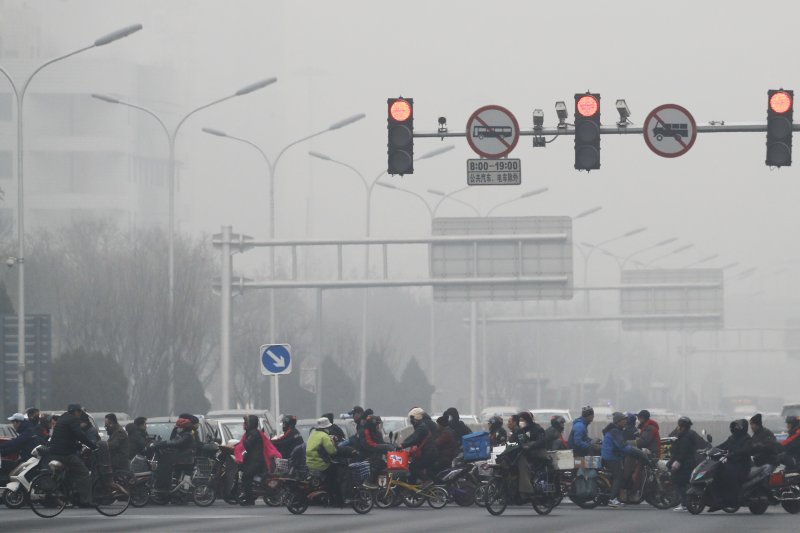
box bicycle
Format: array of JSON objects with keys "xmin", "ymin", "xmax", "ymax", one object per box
[
  {"xmin": 28, "ymin": 454, "xmax": 130, "ymax": 518},
  {"xmin": 375, "ymin": 469, "xmax": 448, "ymax": 509}
]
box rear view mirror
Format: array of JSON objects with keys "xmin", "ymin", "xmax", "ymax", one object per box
[
  {"xmin": 706, "ymin": 434, "xmax": 713, "ymax": 444},
  {"xmin": 388, "ymin": 431, "xmax": 394, "ymax": 443}
]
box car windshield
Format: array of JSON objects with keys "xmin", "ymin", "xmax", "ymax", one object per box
[
  {"xmin": 223, "ymin": 422, "xmax": 245, "ymax": 441},
  {"xmin": 147, "ymin": 422, "xmax": 176, "ymax": 442},
  {"xmin": 381, "ymin": 419, "xmax": 408, "ymax": 436}
]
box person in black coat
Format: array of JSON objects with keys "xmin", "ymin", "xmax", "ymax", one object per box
[
  {"xmin": 49, "ymin": 404, "xmax": 98, "ymax": 506},
  {"xmin": 667, "ymin": 417, "xmax": 698, "ymax": 510},
  {"xmin": 152, "ymin": 416, "xmax": 196, "ymax": 492},
  {"xmin": 272, "ymin": 415, "xmax": 305, "ymax": 461},
  {"xmin": 543, "ymin": 416, "xmax": 568, "ymax": 451},
  {"xmin": 126, "ymin": 417, "xmax": 149, "ymax": 460},
  {"xmin": 710, "ymin": 419, "xmax": 752, "ymax": 511},
  {"xmin": 488, "ymin": 416, "xmax": 508, "ymax": 447},
  {"xmin": 749, "ymin": 413, "xmax": 779, "ymax": 467},
  {"xmin": 444, "ymin": 407, "xmax": 472, "ymax": 442},
  {"xmin": 402, "ymin": 408, "xmax": 438, "ymax": 484},
  {"xmin": 239, "ymin": 415, "xmax": 266, "ymax": 506}
]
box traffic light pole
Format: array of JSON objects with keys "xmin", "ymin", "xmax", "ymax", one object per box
[{"xmin": 413, "ymin": 122, "xmax": 800, "ymax": 138}]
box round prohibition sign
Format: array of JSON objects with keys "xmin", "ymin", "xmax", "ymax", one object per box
[
  {"xmin": 643, "ymin": 104, "xmax": 698, "ymax": 158},
  {"xmin": 466, "ymin": 104, "xmax": 520, "ymax": 159}
]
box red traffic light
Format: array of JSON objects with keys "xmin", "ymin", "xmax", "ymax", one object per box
[
  {"xmin": 389, "ymin": 99, "xmax": 412, "ymax": 122},
  {"xmin": 576, "ymin": 95, "xmax": 599, "ymax": 117},
  {"xmin": 770, "ymin": 91, "xmax": 793, "ymax": 114}
]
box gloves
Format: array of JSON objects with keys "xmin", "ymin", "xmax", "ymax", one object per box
[{"xmin": 670, "ymin": 461, "xmax": 680, "ymax": 472}]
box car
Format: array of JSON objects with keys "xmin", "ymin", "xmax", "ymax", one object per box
[
  {"xmin": 529, "ymin": 409, "xmax": 573, "ymax": 426},
  {"xmin": 0, "ymin": 424, "xmax": 17, "ymax": 439},
  {"xmin": 206, "ymin": 409, "xmax": 276, "ymax": 437},
  {"xmin": 480, "ymin": 406, "xmax": 521, "ymax": 423},
  {"xmin": 88, "ymin": 412, "xmax": 131, "ymax": 441},
  {"xmin": 379, "ymin": 416, "xmax": 410, "ymax": 440},
  {"xmin": 146, "ymin": 415, "xmax": 221, "ymax": 444}
]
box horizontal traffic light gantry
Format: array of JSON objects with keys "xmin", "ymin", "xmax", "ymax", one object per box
[
  {"xmin": 766, "ymin": 89, "xmax": 793, "ymax": 167},
  {"xmin": 574, "ymin": 93, "xmax": 601, "ymax": 171},
  {"xmin": 387, "ymin": 97, "xmax": 414, "ymax": 175}
]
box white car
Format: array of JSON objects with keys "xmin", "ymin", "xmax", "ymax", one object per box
[
  {"xmin": 529, "ymin": 409, "xmax": 573, "ymax": 425},
  {"xmin": 480, "ymin": 406, "xmax": 520, "ymax": 423}
]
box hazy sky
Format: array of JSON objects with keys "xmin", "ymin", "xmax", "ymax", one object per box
[{"xmin": 20, "ymin": 0, "xmax": 800, "ymax": 305}]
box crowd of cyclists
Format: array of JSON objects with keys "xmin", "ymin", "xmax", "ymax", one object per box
[{"xmin": 2, "ymin": 402, "xmax": 800, "ymax": 513}]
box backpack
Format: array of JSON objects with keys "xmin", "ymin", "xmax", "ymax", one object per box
[{"xmin": 574, "ymin": 467, "xmax": 598, "ymax": 499}]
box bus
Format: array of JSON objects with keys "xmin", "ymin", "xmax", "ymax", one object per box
[
  {"xmin": 652, "ymin": 123, "xmax": 689, "ymax": 141},
  {"xmin": 473, "ymin": 125, "xmax": 513, "ymax": 140}
]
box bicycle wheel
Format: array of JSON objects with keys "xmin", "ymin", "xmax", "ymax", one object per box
[
  {"xmin": 351, "ymin": 488, "xmax": 374, "ymax": 514},
  {"xmin": 532, "ymin": 495, "xmax": 558, "ymax": 515},
  {"xmin": 28, "ymin": 473, "xmax": 67, "ymax": 518},
  {"xmin": 403, "ymin": 489, "xmax": 425, "ymax": 508},
  {"xmin": 193, "ymin": 482, "xmax": 216, "ymax": 507},
  {"xmin": 286, "ymin": 490, "xmax": 309, "ymax": 514},
  {"xmin": 486, "ymin": 479, "xmax": 507, "ymax": 516},
  {"xmin": 93, "ymin": 477, "xmax": 130, "ymax": 517},
  {"xmin": 425, "ymin": 486, "xmax": 448, "ymax": 509},
  {"xmin": 453, "ymin": 480, "xmax": 476, "ymax": 507},
  {"xmin": 375, "ymin": 487, "xmax": 398, "ymax": 509},
  {"xmin": 130, "ymin": 484, "xmax": 150, "ymax": 508}
]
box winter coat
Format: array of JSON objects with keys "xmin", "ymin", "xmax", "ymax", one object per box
[
  {"xmin": 126, "ymin": 423, "xmax": 148, "ymax": 460},
  {"xmin": 601, "ymin": 423, "xmax": 633, "ymax": 463},
  {"xmin": 402, "ymin": 417, "xmax": 438, "ymax": 465},
  {"xmin": 306, "ymin": 429, "xmax": 336, "ymax": 472},
  {"xmin": 543, "ymin": 426, "xmax": 567, "ymax": 451},
  {"xmin": 667, "ymin": 429, "xmax": 697, "ymax": 483},
  {"xmin": 272, "ymin": 428, "xmax": 304, "ymax": 460},
  {"xmin": 49, "ymin": 413, "xmax": 98, "ymax": 456},
  {"xmin": 158, "ymin": 427, "xmax": 195, "ymax": 465},
  {"xmin": 436, "ymin": 427, "xmax": 459, "ymax": 468},
  {"xmin": 567, "ymin": 417, "xmax": 594, "ymax": 457},
  {"xmin": 444, "ymin": 408, "xmax": 472, "ymax": 441},
  {"xmin": 636, "ymin": 419, "xmax": 661, "ymax": 458},
  {"xmin": 242, "ymin": 416, "xmax": 265, "ymax": 468},
  {"xmin": 361, "ymin": 423, "xmax": 391, "ymax": 456},
  {"xmin": 750, "ymin": 426, "xmax": 779, "ymax": 466},
  {"xmin": 781, "ymin": 428, "xmax": 800, "ymax": 458},
  {"xmin": 106, "ymin": 425, "xmax": 130, "ymax": 472},
  {"xmin": 0, "ymin": 421, "xmax": 42, "ymax": 460},
  {"xmin": 718, "ymin": 433, "xmax": 752, "ymax": 475}
]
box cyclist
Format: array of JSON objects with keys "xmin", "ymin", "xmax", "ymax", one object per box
[
  {"xmin": 272, "ymin": 415, "xmax": 304, "ymax": 460},
  {"xmin": 488, "ymin": 416, "xmax": 507, "ymax": 447},
  {"xmin": 151, "ymin": 415, "xmax": 195, "ymax": 494},
  {"xmin": 49, "ymin": 404, "xmax": 98, "ymax": 507},
  {"xmin": 401, "ymin": 408, "xmax": 439, "ymax": 486}
]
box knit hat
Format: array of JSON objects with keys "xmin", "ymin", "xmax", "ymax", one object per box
[
  {"xmin": 637, "ymin": 410, "xmax": 651, "ymax": 420},
  {"xmin": 750, "ymin": 413, "xmax": 763, "ymax": 426},
  {"xmin": 612, "ymin": 412, "xmax": 626, "ymax": 424}
]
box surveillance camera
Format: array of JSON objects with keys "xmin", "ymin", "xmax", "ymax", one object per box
[
  {"xmin": 6, "ymin": 258, "xmax": 15, "ymax": 268},
  {"xmin": 438, "ymin": 116, "xmax": 447, "ymax": 126}
]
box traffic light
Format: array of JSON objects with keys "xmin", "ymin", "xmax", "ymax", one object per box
[
  {"xmin": 766, "ymin": 89, "xmax": 793, "ymax": 167},
  {"xmin": 387, "ymin": 97, "xmax": 413, "ymax": 175},
  {"xmin": 574, "ymin": 93, "xmax": 601, "ymax": 171}
]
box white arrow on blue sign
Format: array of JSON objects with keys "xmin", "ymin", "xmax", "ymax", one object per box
[{"xmin": 259, "ymin": 344, "xmax": 292, "ymax": 376}]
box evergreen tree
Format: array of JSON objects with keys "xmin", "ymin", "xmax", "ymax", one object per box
[
  {"xmin": 400, "ymin": 357, "xmax": 434, "ymax": 411},
  {"xmin": 50, "ymin": 348, "xmax": 129, "ymax": 412}
]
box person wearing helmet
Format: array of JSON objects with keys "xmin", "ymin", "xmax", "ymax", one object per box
[
  {"xmin": 544, "ymin": 416, "xmax": 568, "ymax": 451},
  {"xmin": 272, "ymin": 415, "xmax": 304, "ymax": 460},
  {"xmin": 707, "ymin": 419, "xmax": 752, "ymax": 512},
  {"xmin": 401, "ymin": 407, "xmax": 439, "ymax": 485},
  {"xmin": 668, "ymin": 416, "xmax": 697, "ymax": 512},
  {"xmin": 488, "ymin": 416, "xmax": 507, "ymax": 447},
  {"xmin": 779, "ymin": 415, "xmax": 800, "ymax": 468},
  {"xmin": 749, "ymin": 413, "xmax": 778, "ymax": 467},
  {"xmin": 601, "ymin": 412, "xmax": 637, "ymax": 507},
  {"xmin": 152, "ymin": 415, "xmax": 196, "ymax": 494},
  {"xmin": 567, "ymin": 406, "xmax": 601, "ymax": 457}
]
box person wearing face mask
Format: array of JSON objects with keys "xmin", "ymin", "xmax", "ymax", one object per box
[
  {"xmin": 104, "ymin": 413, "xmax": 130, "ymax": 474},
  {"xmin": 707, "ymin": 419, "xmax": 752, "ymax": 512},
  {"xmin": 512, "ymin": 412, "xmax": 547, "ymax": 495}
]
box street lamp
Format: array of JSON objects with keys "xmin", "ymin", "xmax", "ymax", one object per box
[
  {"xmin": 485, "ymin": 187, "xmax": 549, "ymax": 217},
  {"xmin": 619, "ymin": 237, "xmax": 678, "ymax": 270},
  {"xmin": 683, "ymin": 253, "xmax": 719, "ymax": 268},
  {"xmin": 308, "ymin": 144, "xmax": 452, "ymax": 408},
  {"xmin": 427, "ymin": 187, "xmax": 480, "ymax": 217},
  {"xmin": 0, "ymin": 23, "xmax": 142, "ymax": 411},
  {"xmin": 201, "ymin": 112, "xmax": 365, "ymax": 415},
  {"xmin": 644, "ymin": 243, "xmax": 694, "ymax": 268},
  {"xmin": 94, "ymin": 76, "xmax": 277, "ymax": 413},
  {"xmin": 574, "ymin": 205, "xmax": 603, "ymax": 220}
]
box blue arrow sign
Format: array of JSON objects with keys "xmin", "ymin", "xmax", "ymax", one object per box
[{"xmin": 260, "ymin": 344, "xmax": 292, "ymax": 376}]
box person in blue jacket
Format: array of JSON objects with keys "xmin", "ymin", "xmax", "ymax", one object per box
[
  {"xmin": 567, "ymin": 406, "xmax": 600, "ymax": 457},
  {"xmin": 0, "ymin": 413, "xmax": 44, "ymax": 461},
  {"xmin": 602, "ymin": 411, "xmax": 635, "ymax": 507}
]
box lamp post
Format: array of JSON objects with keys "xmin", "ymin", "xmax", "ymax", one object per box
[
  {"xmin": 579, "ymin": 226, "xmax": 648, "ymax": 313},
  {"xmin": 93, "ymin": 76, "xmax": 277, "ymax": 413},
  {"xmin": 485, "ymin": 187, "xmax": 549, "ymax": 217},
  {"xmin": 0, "ymin": 23, "xmax": 142, "ymax": 411},
  {"xmin": 201, "ymin": 114, "xmax": 365, "ymax": 417},
  {"xmin": 683, "ymin": 253, "xmax": 720, "ymax": 269},
  {"xmin": 309, "ymin": 145, "xmax": 453, "ymax": 408},
  {"xmin": 427, "ymin": 187, "xmax": 480, "ymax": 217}
]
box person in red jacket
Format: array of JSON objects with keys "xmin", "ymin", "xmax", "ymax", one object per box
[
  {"xmin": 779, "ymin": 416, "xmax": 800, "ymax": 468},
  {"xmin": 635, "ymin": 410, "xmax": 661, "ymax": 458},
  {"xmin": 435, "ymin": 416, "xmax": 459, "ymax": 470}
]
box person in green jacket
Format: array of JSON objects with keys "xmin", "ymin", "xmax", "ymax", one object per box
[{"xmin": 305, "ymin": 417, "xmax": 344, "ymax": 505}]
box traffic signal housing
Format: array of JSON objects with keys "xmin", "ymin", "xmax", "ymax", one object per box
[
  {"xmin": 574, "ymin": 93, "xmax": 601, "ymax": 171},
  {"xmin": 766, "ymin": 89, "xmax": 793, "ymax": 167},
  {"xmin": 387, "ymin": 97, "xmax": 414, "ymax": 175}
]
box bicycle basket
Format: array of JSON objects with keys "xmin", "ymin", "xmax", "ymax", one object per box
[
  {"xmin": 193, "ymin": 457, "xmax": 215, "ymax": 480},
  {"xmin": 349, "ymin": 461, "xmax": 371, "ymax": 485},
  {"xmin": 273, "ymin": 458, "xmax": 291, "ymax": 476}
]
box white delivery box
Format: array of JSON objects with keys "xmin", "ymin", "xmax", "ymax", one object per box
[{"xmin": 547, "ymin": 450, "xmax": 575, "ymax": 470}]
